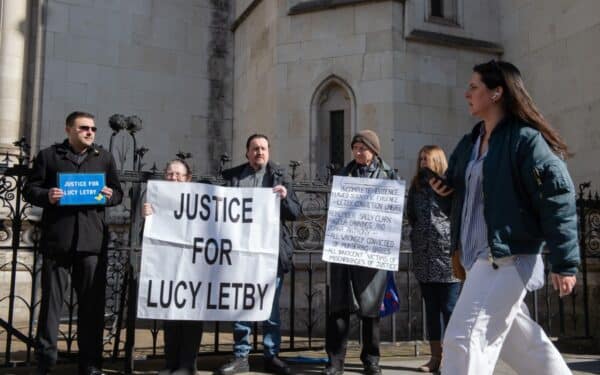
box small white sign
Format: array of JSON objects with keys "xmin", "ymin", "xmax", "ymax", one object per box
[{"xmin": 323, "ymin": 176, "xmax": 405, "ymax": 271}]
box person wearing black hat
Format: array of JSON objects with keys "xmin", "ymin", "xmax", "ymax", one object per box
[{"xmin": 322, "ymin": 129, "xmax": 397, "ymax": 375}]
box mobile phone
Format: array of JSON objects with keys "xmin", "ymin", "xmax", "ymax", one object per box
[{"xmin": 419, "ymin": 167, "xmax": 449, "ymax": 188}]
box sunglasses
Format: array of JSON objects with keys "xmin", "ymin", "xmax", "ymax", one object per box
[{"xmin": 77, "ymin": 125, "xmax": 97, "ymax": 133}]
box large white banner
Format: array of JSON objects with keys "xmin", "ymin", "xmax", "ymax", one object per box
[
  {"xmin": 137, "ymin": 181, "xmax": 280, "ymax": 321},
  {"xmin": 323, "ymin": 176, "xmax": 405, "ymax": 271}
]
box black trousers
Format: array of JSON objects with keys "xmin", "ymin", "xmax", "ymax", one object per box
[
  {"xmin": 420, "ymin": 282, "xmax": 461, "ymax": 340},
  {"xmin": 325, "ymin": 312, "xmax": 381, "ymax": 368},
  {"xmin": 163, "ymin": 320, "xmax": 204, "ymax": 374},
  {"xmin": 36, "ymin": 252, "xmax": 106, "ymax": 372}
]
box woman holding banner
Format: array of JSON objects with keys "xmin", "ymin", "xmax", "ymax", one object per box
[
  {"xmin": 322, "ymin": 130, "xmax": 397, "ymax": 375},
  {"xmin": 431, "ymin": 60, "xmax": 579, "ymax": 374},
  {"xmin": 407, "ymin": 145, "xmax": 460, "ymax": 373},
  {"xmin": 142, "ymin": 159, "xmax": 203, "ymax": 375}
]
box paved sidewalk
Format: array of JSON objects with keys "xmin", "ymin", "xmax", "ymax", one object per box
[{"xmin": 3, "ymin": 352, "xmax": 599, "ymax": 374}]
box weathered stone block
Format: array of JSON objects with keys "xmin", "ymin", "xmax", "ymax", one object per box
[
  {"xmin": 365, "ymin": 30, "xmax": 394, "ymax": 53},
  {"xmin": 354, "ymin": 1, "xmax": 393, "ymax": 34},
  {"xmin": 309, "ymin": 6, "xmax": 355, "ymax": 40},
  {"xmin": 277, "ymin": 42, "xmax": 303, "ymax": 63},
  {"xmin": 418, "ymin": 55, "xmax": 457, "ymax": 87},
  {"xmin": 45, "ymin": 1, "xmax": 69, "ymax": 33},
  {"xmin": 68, "ymin": 5, "xmax": 109, "ymax": 40},
  {"xmin": 118, "ymin": 44, "xmax": 178, "ymax": 75},
  {"xmin": 394, "ymin": 103, "xmax": 422, "ymax": 132},
  {"xmin": 358, "ymin": 79, "xmax": 394, "ymax": 104},
  {"xmin": 301, "ymin": 34, "xmax": 366, "ymax": 60}
]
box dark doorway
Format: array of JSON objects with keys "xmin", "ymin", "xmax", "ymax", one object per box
[{"xmin": 330, "ymin": 110, "xmax": 344, "ymax": 170}]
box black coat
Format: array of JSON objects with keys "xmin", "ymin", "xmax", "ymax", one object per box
[
  {"xmin": 23, "ymin": 140, "xmax": 123, "ymax": 254},
  {"xmin": 221, "ymin": 161, "xmax": 302, "ymax": 274},
  {"xmin": 329, "ymin": 158, "xmax": 398, "ymax": 318},
  {"xmin": 407, "ymin": 182, "xmax": 458, "ymax": 283}
]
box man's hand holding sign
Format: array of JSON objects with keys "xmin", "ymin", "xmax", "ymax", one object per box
[{"xmin": 57, "ymin": 173, "xmax": 112, "ymax": 205}]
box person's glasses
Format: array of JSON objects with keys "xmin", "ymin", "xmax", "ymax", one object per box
[
  {"xmin": 77, "ymin": 125, "xmax": 97, "ymax": 133},
  {"xmin": 352, "ymin": 145, "xmax": 370, "ymax": 153},
  {"xmin": 165, "ymin": 172, "xmax": 187, "ymax": 178}
]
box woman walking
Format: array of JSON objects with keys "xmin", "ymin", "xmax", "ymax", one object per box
[{"xmin": 433, "ymin": 60, "xmax": 579, "ymax": 374}]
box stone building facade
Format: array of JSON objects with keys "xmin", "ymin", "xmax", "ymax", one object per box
[
  {"xmin": 1, "ymin": 0, "xmax": 599, "ymax": 344},
  {"xmin": 1, "ymin": 0, "xmax": 233, "ymax": 174},
  {"xmin": 1, "ymin": 0, "xmax": 598, "ymax": 182}
]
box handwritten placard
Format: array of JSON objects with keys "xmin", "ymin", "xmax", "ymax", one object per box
[{"xmin": 323, "ymin": 176, "xmax": 405, "ymax": 271}]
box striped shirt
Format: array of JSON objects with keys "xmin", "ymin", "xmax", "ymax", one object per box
[{"xmin": 460, "ymin": 128, "xmax": 544, "ymax": 291}]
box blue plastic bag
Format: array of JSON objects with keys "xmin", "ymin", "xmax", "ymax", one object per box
[{"xmin": 379, "ymin": 271, "xmax": 400, "ymax": 317}]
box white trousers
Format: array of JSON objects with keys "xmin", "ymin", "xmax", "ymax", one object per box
[{"xmin": 441, "ymin": 258, "xmax": 571, "ymax": 375}]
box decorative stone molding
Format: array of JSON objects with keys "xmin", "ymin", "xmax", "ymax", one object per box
[
  {"xmin": 231, "ymin": 0, "xmax": 263, "ymax": 31},
  {"xmin": 406, "ymin": 29, "xmax": 503, "ymax": 55},
  {"xmin": 289, "ymin": 0, "xmax": 403, "ymax": 16}
]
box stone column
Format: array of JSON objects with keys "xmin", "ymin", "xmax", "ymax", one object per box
[{"xmin": 0, "ymin": 0, "xmax": 33, "ymax": 155}]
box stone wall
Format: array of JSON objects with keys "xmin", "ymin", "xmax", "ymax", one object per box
[
  {"xmin": 0, "ymin": 0, "xmax": 32, "ymax": 153},
  {"xmin": 499, "ymin": 2, "xmax": 600, "ymax": 343},
  {"xmin": 498, "ymin": 0, "xmax": 600, "ymax": 186},
  {"xmin": 231, "ymin": 0, "xmax": 280, "ymax": 163},
  {"xmin": 37, "ymin": 0, "xmax": 233, "ymax": 174},
  {"xmin": 232, "ymin": 0, "xmax": 498, "ymax": 180}
]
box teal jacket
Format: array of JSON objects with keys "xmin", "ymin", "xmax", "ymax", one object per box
[{"xmin": 446, "ymin": 117, "xmax": 580, "ymax": 275}]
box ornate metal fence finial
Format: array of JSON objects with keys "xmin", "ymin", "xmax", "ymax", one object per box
[
  {"xmin": 579, "ymin": 181, "xmax": 591, "ymax": 199},
  {"xmin": 289, "ymin": 160, "xmax": 301, "ymax": 181},
  {"xmin": 219, "ymin": 153, "xmax": 231, "ymax": 175},
  {"xmin": 108, "ymin": 114, "xmax": 127, "ymax": 153}
]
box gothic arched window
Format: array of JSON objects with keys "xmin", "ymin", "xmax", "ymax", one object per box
[{"xmin": 310, "ymin": 76, "xmax": 356, "ymax": 179}]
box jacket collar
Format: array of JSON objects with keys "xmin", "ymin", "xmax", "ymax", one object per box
[
  {"xmin": 55, "ymin": 139, "xmax": 100, "ymax": 156},
  {"xmin": 469, "ymin": 116, "xmax": 514, "ymax": 143},
  {"xmin": 345, "ymin": 156, "xmax": 390, "ymax": 176},
  {"xmin": 55, "ymin": 140, "xmax": 101, "ymax": 167},
  {"xmin": 222, "ymin": 161, "xmax": 283, "ymax": 180}
]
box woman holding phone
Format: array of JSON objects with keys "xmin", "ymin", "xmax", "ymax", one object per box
[
  {"xmin": 143, "ymin": 159, "xmax": 203, "ymax": 375},
  {"xmin": 433, "ymin": 60, "xmax": 579, "ymax": 374},
  {"xmin": 407, "ymin": 145, "xmax": 460, "ymax": 373}
]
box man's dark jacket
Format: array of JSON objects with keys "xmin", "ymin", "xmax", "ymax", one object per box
[
  {"xmin": 23, "ymin": 140, "xmax": 123, "ymax": 254},
  {"xmin": 221, "ymin": 161, "xmax": 302, "ymax": 274}
]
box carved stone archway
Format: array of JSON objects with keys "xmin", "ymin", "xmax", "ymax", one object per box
[{"xmin": 309, "ymin": 76, "xmax": 356, "ymax": 179}]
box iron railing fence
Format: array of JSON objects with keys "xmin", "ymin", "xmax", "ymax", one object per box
[{"xmin": 1, "ymin": 140, "xmax": 597, "ymax": 372}]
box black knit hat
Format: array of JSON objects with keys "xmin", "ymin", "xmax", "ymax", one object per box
[{"xmin": 351, "ymin": 129, "xmax": 381, "ymax": 155}]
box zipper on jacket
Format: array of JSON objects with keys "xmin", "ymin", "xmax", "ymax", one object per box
[
  {"xmin": 533, "ymin": 167, "xmax": 544, "ymax": 199},
  {"xmin": 488, "ymin": 249, "xmax": 499, "ymax": 269},
  {"xmin": 533, "ymin": 167, "xmax": 542, "ymax": 187}
]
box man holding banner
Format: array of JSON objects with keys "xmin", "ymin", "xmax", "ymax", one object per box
[
  {"xmin": 23, "ymin": 111, "xmax": 123, "ymax": 375},
  {"xmin": 216, "ymin": 134, "xmax": 302, "ymax": 375}
]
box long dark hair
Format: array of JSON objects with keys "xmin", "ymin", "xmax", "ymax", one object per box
[{"xmin": 474, "ymin": 60, "xmax": 571, "ymax": 158}]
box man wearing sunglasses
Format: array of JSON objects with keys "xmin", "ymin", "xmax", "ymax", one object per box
[{"xmin": 24, "ymin": 111, "xmax": 123, "ymax": 375}]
